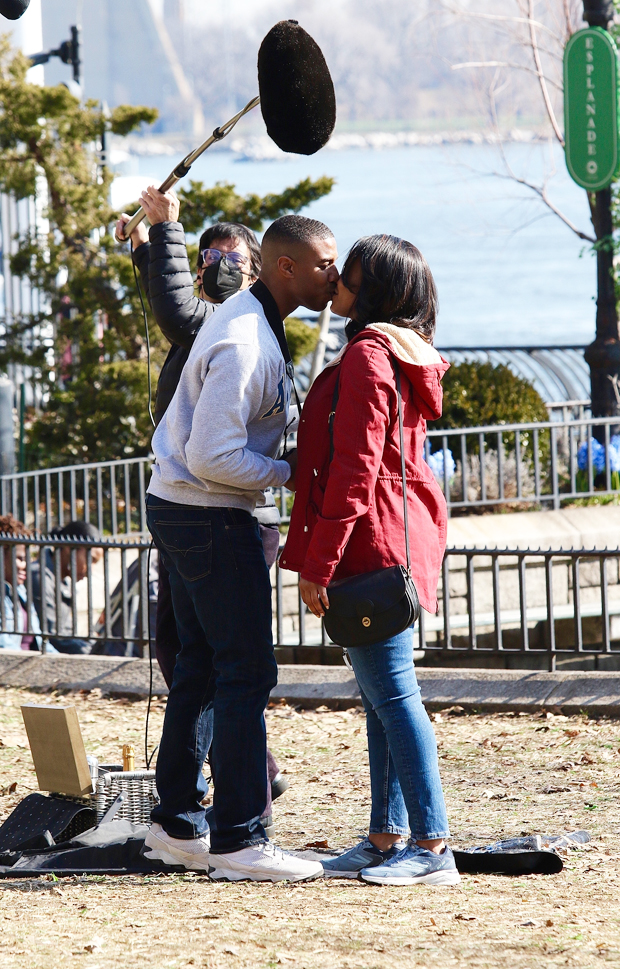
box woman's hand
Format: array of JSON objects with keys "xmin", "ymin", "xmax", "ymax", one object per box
[{"xmin": 299, "ymin": 578, "xmax": 329, "ymax": 618}]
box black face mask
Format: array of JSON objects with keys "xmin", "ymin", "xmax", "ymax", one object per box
[{"xmin": 201, "ymin": 258, "xmax": 243, "ymax": 302}]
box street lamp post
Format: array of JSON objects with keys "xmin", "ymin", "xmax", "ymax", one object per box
[
  {"xmin": 582, "ymin": 0, "xmax": 620, "ymax": 418},
  {"xmin": 29, "ymin": 25, "xmax": 81, "ymax": 90}
]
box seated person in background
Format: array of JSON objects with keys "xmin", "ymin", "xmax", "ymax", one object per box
[
  {"xmin": 31, "ymin": 521, "xmax": 102, "ymax": 654},
  {"xmin": 0, "ymin": 514, "xmax": 47, "ymax": 652}
]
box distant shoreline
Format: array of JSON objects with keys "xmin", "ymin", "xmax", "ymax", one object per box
[{"xmin": 119, "ymin": 128, "xmax": 551, "ymax": 161}]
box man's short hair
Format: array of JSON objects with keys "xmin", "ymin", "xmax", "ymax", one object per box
[
  {"xmin": 51, "ymin": 521, "xmax": 101, "ymax": 542},
  {"xmin": 197, "ymin": 222, "xmax": 261, "ymax": 277},
  {"xmin": 262, "ymin": 214, "xmax": 334, "ymax": 251}
]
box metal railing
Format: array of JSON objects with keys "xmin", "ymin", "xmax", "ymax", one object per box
[
  {"xmin": 0, "ymin": 534, "xmax": 154, "ymax": 657},
  {"xmin": 1, "ymin": 409, "xmax": 613, "ymax": 531},
  {"xmin": 425, "ymin": 414, "xmax": 620, "ymax": 513},
  {"xmin": 0, "ymin": 534, "xmax": 617, "ymax": 670},
  {"xmin": 0, "ymin": 457, "xmax": 151, "ymax": 536},
  {"xmin": 275, "ymin": 546, "xmax": 620, "ymax": 670},
  {"xmin": 546, "ymin": 399, "xmax": 590, "ymax": 422}
]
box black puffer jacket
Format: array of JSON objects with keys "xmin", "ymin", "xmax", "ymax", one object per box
[{"xmin": 132, "ymin": 220, "xmax": 215, "ymax": 425}]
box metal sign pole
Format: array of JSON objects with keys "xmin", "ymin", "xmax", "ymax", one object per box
[{"xmin": 568, "ymin": 2, "xmax": 620, "ymax": 420}]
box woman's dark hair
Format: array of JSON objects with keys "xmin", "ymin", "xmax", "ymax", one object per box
[
  {"xmin": 197, "ymin": 222, "xmax": 261, "ymax": 278},
  {"xmin": 341, "ymin": 234, "xmax": 437, "ymax": 343}
]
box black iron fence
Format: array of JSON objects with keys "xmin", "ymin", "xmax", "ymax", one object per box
[
  {"xmin": 3, "ymin": 412, "xmax": 620, "ymax": 532},
  {"xmin": 425, "ymin": 414, "xmax": 620, "ymax": 513},
  {"xmin": 0, "ymin": 535, "xmax": 618, "ymax": 669},
  {"xmin": 0, "ymin": 534, "xmax": 154, "ymax": 657},
  {"xmin": 273, "ymin": 546, "xmax": 620, "ymax": 670},
  {"xmin": 0, "ymin": 457, "xmax": 150, "ymax": 536}
]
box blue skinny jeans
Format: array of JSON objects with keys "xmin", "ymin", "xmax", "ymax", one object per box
[{"xmin": 346, "ymin": 627, "xmax": 450, "ymax": 841}]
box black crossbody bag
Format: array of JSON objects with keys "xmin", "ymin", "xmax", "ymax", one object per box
[{"xmin": 322, "ymin": 359, "xmax": 420, "ymax": 648}]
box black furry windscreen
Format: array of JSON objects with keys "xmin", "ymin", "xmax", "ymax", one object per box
[
  {"xmin": 258, "ymin": 20, "xmax": 336, "ymax": 156},
  {"xmin": 0, "ymin": 0, "xmax": 29, "ymax": 20}
]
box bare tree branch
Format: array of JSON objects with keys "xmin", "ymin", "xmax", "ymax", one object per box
[
  {"xmin": 527, "ymin": 0, "xmax": 565, "ymax": 145},
  {"xmin": 498, "ymin": 172, "xmax": 596, "ymax": 240},
  {"xmin": 443, "ymin": 5, "xmax": 564, "ymax": 42},
  {"xmin": 452, "ymin": 61, "xmax": 563, "ymax": 90},
  {"xmin": 486, "ymin": 67, "xmax": 593, "ymax": 242},
  {"xmin": 563, "ymin": 0, "xmax": 574, "ymax": 39}
]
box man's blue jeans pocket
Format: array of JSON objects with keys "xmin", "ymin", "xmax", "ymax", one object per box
[{"xmin": 152, "ymin": 519, "xmax": 212, "ymax": 582}]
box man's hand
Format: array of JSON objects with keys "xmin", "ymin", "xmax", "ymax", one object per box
[
  {"xmin": 300, "ymin": 578, "xmax": 329, "ymax": 618},
  {"xmin": 283, "ymin": 448, "xmax": 297, "ymax": 491},
  {"xmin": 139, "ymin": 185, "xmax": 180, "ymax": 225},
  {"xmin": 115, "ymin": 213, "xmax": 148, "ymax": 249}
]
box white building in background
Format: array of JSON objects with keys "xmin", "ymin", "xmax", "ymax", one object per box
[{"xmin": 41, "ymin": 0, "xmax": 203, "ymax": 136}]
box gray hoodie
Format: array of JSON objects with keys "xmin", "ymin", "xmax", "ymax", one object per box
[{"xmin": 148, "ymin": 286, "xmax": 292, "ymax": 513}]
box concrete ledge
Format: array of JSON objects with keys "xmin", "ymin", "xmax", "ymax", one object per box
[
  {"xmin": 0, "ymin": 652, "xmax": 169, "ymax": 697},
  {"xmin": 1, "ymin": 653, "xmax": 620, "ymax": 715},
  {"xmin": 447, "ymin": 505, "xmax": 620, "ymax": 552}
]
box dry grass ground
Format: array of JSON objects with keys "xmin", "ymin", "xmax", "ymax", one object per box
[{"xmin": 0, "ymin": 685, "xmax": 619, "ymax": 968}]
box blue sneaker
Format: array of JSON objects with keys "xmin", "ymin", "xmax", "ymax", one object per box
[
  {"xmin": 359, "ymin": 842, "xmax": 461, "ymax": 886},
  {"xmin": 321, "ymin": 838, "xmax": 406, "ymax": 879}
]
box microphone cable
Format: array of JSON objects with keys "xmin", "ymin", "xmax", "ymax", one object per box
[
  {"xmin": 144, "ymin": 540, "xmax": 159, "ymax": 769},
  {"xmin": 130, "ymin": 240, "xmax": 156, "ymax": 430},
  {"xmin": 128, "ymin": 237, "xmax": 157, "ymax": 765}
]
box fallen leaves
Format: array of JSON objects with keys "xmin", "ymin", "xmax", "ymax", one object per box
[{"xmin": 83, "ymin": 935, "xmax": 103, "ymax": 953}]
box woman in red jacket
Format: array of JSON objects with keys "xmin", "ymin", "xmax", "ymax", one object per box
[{"xmin": 281, "ymin": 235, "xmax": 458, "ymax": 886}]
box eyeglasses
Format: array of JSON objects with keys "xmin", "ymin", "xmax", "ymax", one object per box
[{"xmin": 200, "ymin": 248, "xmax": 249, "ymax": 270}]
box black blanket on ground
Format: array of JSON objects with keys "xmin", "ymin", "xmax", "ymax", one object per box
[
  {"xmin": 0, "ymin": 832, "xmax": 563, "ymax": 878},
  {"xmin": 0, "ymin": 796, "xmax": 568, "ymax": 877}
]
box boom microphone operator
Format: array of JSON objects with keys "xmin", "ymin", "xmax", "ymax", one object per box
[
  {"xmin": 116, "ymin": 20, "xmax": 336, "ymax": 242},
  {"xmin": 0, "ymin": 0, "xmax": 30, "ymax": 19}
]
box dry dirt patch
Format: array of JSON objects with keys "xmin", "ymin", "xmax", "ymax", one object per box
[{"xmin": 0, "ymin": 686, "xmax": 618, "ymax": 968}]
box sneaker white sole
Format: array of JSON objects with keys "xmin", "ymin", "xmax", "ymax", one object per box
[
  {"xmin": 143, "ymin": 836, "xmax": 211, "ymax": 872},
  {"xmin": 360, "ymin": 868, "xmax": 461, "ymax": 887},
  {"xmin": 209, "ymin": 861, "xmax": 323, "ymax": 883}
]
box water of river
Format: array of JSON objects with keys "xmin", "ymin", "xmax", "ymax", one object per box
[{"xmin": 117, "ymin": 141, "xmax": 597, "ymax": 348}]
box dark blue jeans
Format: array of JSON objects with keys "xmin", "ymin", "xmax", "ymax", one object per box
[{"xmin": 146, "ymin": 496, "xmax": 278, "ymax": 853}]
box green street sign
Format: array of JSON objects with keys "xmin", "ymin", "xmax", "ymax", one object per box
[{"xmin": 564, "ymin": 26, "xmax": 620, "ymax": 191}]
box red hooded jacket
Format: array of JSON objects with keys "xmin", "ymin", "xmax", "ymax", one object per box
[{"xmin": 280, "ymin": 324, "xmax": 450, "ymax": 614}]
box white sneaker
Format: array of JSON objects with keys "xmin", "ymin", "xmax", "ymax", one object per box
[
  {"xmin": 209, "ymin": 841, "xmax": 324, "ymax": 883},
  {"xmin": 143, "ymin": 822, "xmax": 211, "ymax": 871}
]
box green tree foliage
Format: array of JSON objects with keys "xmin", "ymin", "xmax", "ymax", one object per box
[
  {"xmin": 178, "ymin": 176, "xmax": 335, "ymax": 235},
  {"xmin": 435, "ymin": 360, "xmax": 549, "ymax": 460},
  {"xmin": 437, "ymin": 361, "xmax": 549, "ymax": 430},
  {"xmin": 0, "ymin": 41, "xmax": 334, "ymax": 467},
  {"xmin": 284, "ymin": 317, "xmax": 319, "ymax": 366}
]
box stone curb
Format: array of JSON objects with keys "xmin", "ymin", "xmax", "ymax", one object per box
[{"xmin": 1, "ymin": 653, "xmax": 620, "ymax": 715}]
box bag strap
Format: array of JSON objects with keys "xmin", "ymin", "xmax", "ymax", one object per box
[
  {"xmin": 327, "ymin": 354, "xmax": 412, "ymax": 575},
  {"xmin": 394, "ymin": 362, "xmax": 412, "ymax": 576}
]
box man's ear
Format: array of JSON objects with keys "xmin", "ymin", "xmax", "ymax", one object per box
[{"xmin": 277, "ymin": 255, "xmax": 296, "ymax": 279}]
